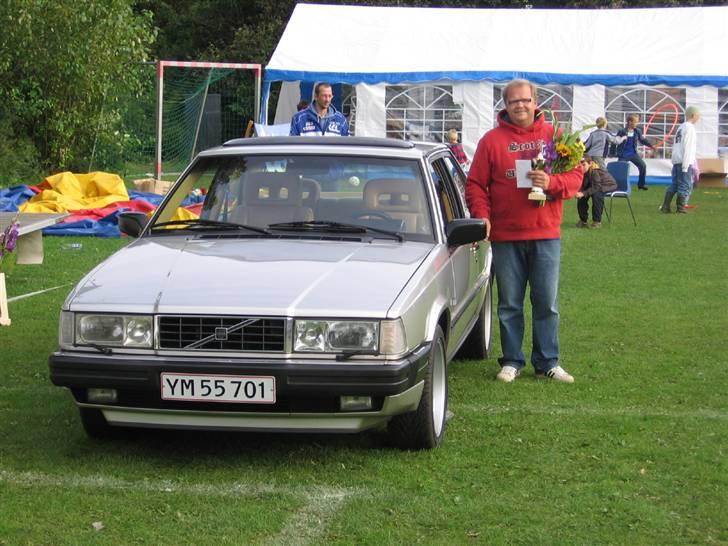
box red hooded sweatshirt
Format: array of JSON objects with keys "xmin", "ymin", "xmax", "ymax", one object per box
[{"xmin": 465, "ymin": 109, "xmax": 583, "ymax": 242}]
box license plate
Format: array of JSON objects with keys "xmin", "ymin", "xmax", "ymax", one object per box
[{"xmin": 160, "ymin": 373, "xmax": 276, "ymax": 404}]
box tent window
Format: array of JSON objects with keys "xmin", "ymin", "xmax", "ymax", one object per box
[
  {"xmin": 494, "ymin": 84, "xmax": 574, "ymax": 129},
  {"xmin": 385, "ymin": 85, "xmax": 462, "ymax": 143},
  {"xmin": 605, "ymin": 87, "xmax": 684, "ymax": 160},
  {"xmin": 719, "ymin": 89, "xmax": 728, "ymax": 157}
]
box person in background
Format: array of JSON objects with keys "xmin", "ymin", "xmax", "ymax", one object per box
[
  {"xmin": 616, "ymin": 113, "xmax": 655, "ymax": 190},
  {"xmin": 684, "ymin": 160, "xmax": 700, "ymax": 209},
  {"xmin": 296, "ymin": 100, "xmax": 309, "ymax": 112},
  {"xmin": 583, "ymin": 117, "xmax": 624, "ymax": 170},
  {"xmin": 465, "ymin": 79, "xmax": 582, "ymax": 384},
  {"xmin": 575, "ymin": 156, "xmax": 617, "ymax": 229},
  {"xmin": 290, "ymin": 83, "xmax": 349, "ymax": 136},
  {"xmin": 660, "ymin": 106, "xmax": 700, "ymax": 214},
  {"xmin": 446, "ymin": 128, "xmax": 469, "ymax": 168}
]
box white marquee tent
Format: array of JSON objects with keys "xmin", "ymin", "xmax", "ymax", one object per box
[{"xmin": 263, "ymin": 4, "xmax": 728, "ymax": 182}]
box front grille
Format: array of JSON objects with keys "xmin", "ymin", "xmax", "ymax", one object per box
[{"xmin": 158, "ymin": 316, "xmax": 286, "ymax": 352}]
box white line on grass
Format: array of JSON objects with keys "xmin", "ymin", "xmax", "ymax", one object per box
[
  {"xmin": 266, "ymin": 486, "xmax": 352, "ymax": 546},
  {"xmin": 458, "ymin": 404, "xmax": 728, "ymax": 421},
  {"xmin": 7, "ymin": 284, "xmax": 71, "ymax": 303},
  {"xmin": 0, "ymin": 469, "xmax": 359, "ymax": 545}
]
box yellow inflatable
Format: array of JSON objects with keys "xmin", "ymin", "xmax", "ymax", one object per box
[{"xmin": 20, "ymin": 171, "xmax": 130, "ymax": 213}]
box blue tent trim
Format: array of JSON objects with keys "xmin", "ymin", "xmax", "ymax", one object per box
[{"xmin": 264, "ymin": 69, "xmax": 728, "ymax": 89}]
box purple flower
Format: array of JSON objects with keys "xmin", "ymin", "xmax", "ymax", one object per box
[
  {"xmin": 1, "ymin": 219, "xmax": 20, "ymax": 258},
  {"xmin": 543, "ymin": 140, "xmax": 558, "ymax": 164},
  {"xmin": 5, "ymin": 224, "xmax": 18, "ymax": 252}
]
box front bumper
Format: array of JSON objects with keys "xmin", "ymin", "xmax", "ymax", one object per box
[{"xmin": 49, "ymin": 344, "xmax": 430, "ymax": 433}]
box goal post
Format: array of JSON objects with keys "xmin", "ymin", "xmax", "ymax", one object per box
[{"xmin": 154, "ymin": 60, "xmax": 262, "ymax": 180}]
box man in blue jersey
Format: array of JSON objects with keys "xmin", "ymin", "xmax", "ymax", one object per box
[{"xmin": 290, "ymin": 83, "xmax": 350, "ymax": 136}]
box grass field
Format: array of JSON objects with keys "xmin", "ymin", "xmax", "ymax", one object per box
[{"xmin": 1, "ymin": 187, "xmax": 726, "ymax": 545}]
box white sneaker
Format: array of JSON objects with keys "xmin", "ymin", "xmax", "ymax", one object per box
[
  {"xmin": 537, "ymin": 366, "xmax": 575, "ymax": 383},
  {"xmin": 496, "ymin": 365, "xmax": 520, "ymax": 383}
]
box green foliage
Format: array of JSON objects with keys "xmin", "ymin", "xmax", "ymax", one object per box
[
  {"xmin": 0, "ymin": 0, "xmax": 156, "ymax": 172},
  {"xmin": 0, "ymin": 114, "xmax": 41, "ymax": 187}
]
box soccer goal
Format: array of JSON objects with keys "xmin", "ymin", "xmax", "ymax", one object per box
[{"xmin": 154, "ymin": 60, "xmax": 262, "ymax": 180}]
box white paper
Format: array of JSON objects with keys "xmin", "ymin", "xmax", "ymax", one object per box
[{"xmin": 515, "ymin": 160, "xmax": 533, "ymax": 188}]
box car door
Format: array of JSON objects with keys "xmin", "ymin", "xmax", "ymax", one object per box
[
  {"xmin": 441, "ymin": 153, "xmax": 489, "ymax": 287},
  {"xmin": 430, "ymin": 154, "xmax": 484, "ymax": 349}
]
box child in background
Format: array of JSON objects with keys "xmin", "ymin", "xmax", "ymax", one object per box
[
  {"xmin": 684, "ymin": 160, "xmax": 700, "ymax": 209},
  {"xmin": 447, "ymin": 128, "xmax": 469, "ymax": 168},
  {"xmin": 575, "ymin": 156, "xmax": 618, "ymax": 229},
  {"xmin": 583, "ymin": 117, "xmax": 624, "ymax": 170}
]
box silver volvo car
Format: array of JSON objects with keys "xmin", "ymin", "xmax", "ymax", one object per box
[{"xmin": 49, "ymin": 136, "xmax": 492, "ymax": 449}]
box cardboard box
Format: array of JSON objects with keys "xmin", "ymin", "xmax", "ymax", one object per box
[
  {"xmin": 698, "ymin": 174, "xmax": 728, "ymax": 188},
  {"xmin": 133, "ymin": 178, "xmax": 172, "ymax": 195},
  {"xmin": 697, "ymin": 158, "xmax": 727, "ymax": 175},
  {"xmin": 696, "ymin": 159, "xmax": 728, "ymax": 188}
]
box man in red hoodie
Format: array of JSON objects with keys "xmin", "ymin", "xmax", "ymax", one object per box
[{"xmin": 465, "ymin": 79, "xmax": 582, "ymax": 383}]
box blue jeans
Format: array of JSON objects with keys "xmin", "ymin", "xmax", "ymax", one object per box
[
  {"xmin": 668, "ymin": 164, "xmax": 693, "ymax": 198},
  {"xmin": 622, "ymin": 155, "xmax": 647, "ymax": 188},
  {"xmin": 492, "ymin": 240, "xmax": 561, "ymax": 373}
]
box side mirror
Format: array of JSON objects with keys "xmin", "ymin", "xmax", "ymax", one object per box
[
  {"xmin": 446, "ymin": 218, "xmax": 486, "ymax": 246},
  {"xmin": 118, "ymin": 211, "xmax": 149, "ymax": 238}
]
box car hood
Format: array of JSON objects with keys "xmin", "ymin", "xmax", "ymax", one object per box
[{"xmin": 66, "ymin": 237, "xmax": 435, "ymax": 317}]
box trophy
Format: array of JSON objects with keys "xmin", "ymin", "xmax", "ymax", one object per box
[{"xmin": 528, "ymin": 152, "xmax": 547, "ymax": 207}]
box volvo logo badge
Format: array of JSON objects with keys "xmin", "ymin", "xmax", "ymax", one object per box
[{"xmin": 214, "ymin": 327, "xmax": 228, "ymax": 341}]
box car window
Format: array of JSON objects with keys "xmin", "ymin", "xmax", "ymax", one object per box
[
  {"xmin": 441, "ymin": 155, "xmax": 468, "ymax": 207},
  {"xmin": 430, "ymin": 157, "xmax": 465, "ymax": 225},
  {"xmin": 152, "ymin": 154, "xmax": 435, "ymax": 242}
]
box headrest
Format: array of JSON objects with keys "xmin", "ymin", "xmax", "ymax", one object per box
[
  {"xmin": 363, "ymin": 178, "xmax": 423, "ymax": 211},
  {"xmin": 244, "ymin": 173, "xmax": 303, "ymax": 206},
  {"xmin": 301, "ymin": 178, "xmax": 321, "ymax": 205}
]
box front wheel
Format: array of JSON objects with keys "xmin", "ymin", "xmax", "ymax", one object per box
[
  {"xmin": 455, "ymin": 276, "xmax": 493, "ymax": 361},
  {"xmin": 79, "ymin": 408, "xmax": 114, "ymax": 439},
  {"xmin": 388, "ymin": 325, "xmax": 448, "ymax": 449}
]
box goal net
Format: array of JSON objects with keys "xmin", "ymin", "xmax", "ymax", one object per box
[{"xmin": 154, "ymin": 61, "xmax": 261, "ymax": 179}]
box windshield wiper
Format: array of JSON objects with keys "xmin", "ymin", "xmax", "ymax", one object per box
[
  {"xmin": 151, "ymin": 218, "xmax": 271, "ymax": 235},
  {"xmin": 268, "ymin": 221, "xmax": 403, "ymax": 241},
  {"xmin": 336, "ymin": 349, "xmax": 379, "ymax": 361},
  {"xmin": 87, "ymin": 343, "xmax": 112, "ymax": 355}
]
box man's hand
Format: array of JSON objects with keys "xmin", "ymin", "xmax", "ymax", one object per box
[
  {"xmin": 484, "ymin": 218, "xmax": 491, "ymax": 240},
  {"xmin": 575, "ymin": 191, "xmax": 584, "ymax": 198},
  {"xmin": 528, "ymin": 169, "xmax": 550, "ymax": 191}
]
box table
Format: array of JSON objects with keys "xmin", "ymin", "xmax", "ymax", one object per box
[{"xmin": 0, "ymin": 212, "xmax": 69, "ymax": 265}]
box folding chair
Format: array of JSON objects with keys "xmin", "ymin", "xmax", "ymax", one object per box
[{"xmin": 604, "ymin": 161, "xmax": 637, "ymax": 226}]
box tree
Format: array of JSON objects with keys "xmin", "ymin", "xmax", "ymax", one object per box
[{"xmin": 0, "ymin": 0, "xmax": 155, "ymax": 175}]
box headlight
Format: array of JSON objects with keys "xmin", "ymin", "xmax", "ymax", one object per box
[
  {"xmin": 294, "ymin": 319, "xmax": 406, "ymax": 356},
  {"xmin": 75, "ymin": 314, "xmax": 153, "ymax": 348},
  {"xmin": 295, "ymin": 320, "xmax": 378, "ymax": 353}
]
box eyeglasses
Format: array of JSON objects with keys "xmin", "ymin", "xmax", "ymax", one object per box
[{"xmin": 507, "ymin": 98, "xmax": 532, "ymax": 106}]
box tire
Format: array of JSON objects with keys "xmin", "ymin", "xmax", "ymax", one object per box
[
  {"xmin": 388, "ymin": 325, "xmax": 448, "ymax": 450},
  {"xmin": 455, "ymin": 275, "xmax": 493, "ymax": 361},
  {"xmin": 79, "ymin": 408, "xmax": 114, "ymax": 439}
]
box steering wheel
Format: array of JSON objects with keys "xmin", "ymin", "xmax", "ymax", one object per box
[{"xmin": 353, "ymin": 210, "xmax": 393, "ymax": 221}]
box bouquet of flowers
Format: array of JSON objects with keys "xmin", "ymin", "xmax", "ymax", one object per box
[
  {"xmin": 0, "ymin": 215, "xmax": 20, "ymax": 275},
  {"xmin": 529, "ymin": 117, "xmax": 590, "ymax": 206}
]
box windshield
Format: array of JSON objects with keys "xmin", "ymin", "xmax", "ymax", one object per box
[{"xmin": 151, "ymin": 154, "xmax": 434, "ymax": 241}]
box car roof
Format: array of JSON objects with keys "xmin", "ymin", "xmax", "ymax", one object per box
[
  {"xmin": 197, "ymin": 136, "xmax": 450, "ymax": 160},
  {"xmin": 222, "ymin": 136, "xmax": 415, "ymax": 149}
]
